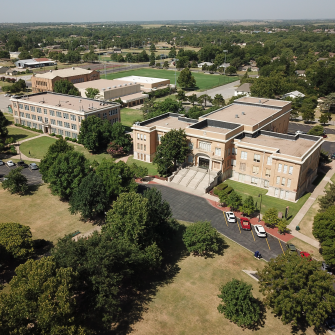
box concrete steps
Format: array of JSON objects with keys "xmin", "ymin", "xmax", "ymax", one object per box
[
  {"xmin": 188, "ymin": 170, "xmax": 207, "ymax": 189},
  {"xmin": 180, "ymin": 169, "xmax": 197, "ymax": 186},
  {"xmin": 171, "ymin": 168, "xmax": 189, "ymax": 184}
]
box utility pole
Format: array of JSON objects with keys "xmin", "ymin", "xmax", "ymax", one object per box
[{"xmin": 223, "ymin": 50, "xmax": 228, "ymax": 75}]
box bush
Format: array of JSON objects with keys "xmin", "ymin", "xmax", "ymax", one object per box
[
  {"xmin": 71, "ymin": 138, "xmax": 77, "ymax": 142},
  {"xmin": 217, "ymin": 183, "xmax": 228, "ymax": 191},
  {"xmin": 65, "ymin": 136, "xmax": 69, "ymax": 141},
  {"xmin": 10, "ymin": 145, "xmax": 16, "ymax": 154},
  {"xmin": 218, "ymin": 186, "xmax": 233, "ymax": 204},
  {"xmin": 50, "ymin": 133, "xmax": 55, "ymax": 136},
  {"xmin": 55, "ymin": 134, "xmax": 63, "ymax": 139}
]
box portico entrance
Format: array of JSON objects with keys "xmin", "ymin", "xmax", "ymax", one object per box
[{"xmin": 199, "ymin": 157, "xmax": 209, "ymax": 169}]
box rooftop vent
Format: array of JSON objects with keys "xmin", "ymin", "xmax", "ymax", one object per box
[
  {"xmin": 119, "ymin": 85, "xmax": 122, "ymax": 87},
  {"xmin": 124, "ymin": 84, "xmax": 127, "ymax": 86},
  {"xmin": 113, "ymin": 86, "xmax": 117, "ymax": 88},
  {"xmin": 242, "ymin": 111, "xmax": 245, "ymax": 115},
  {"xmin": 107, "ymin": 87, "xmax": 111, "ymax": 89},
  {"xmin": 49, "ymin": 70, "xmax": 52, "ymax": 72},
  {"xmin": 235, "ymin": 114, "xmax": 239, "ymax": 118},
  {"xmin": 102, "ymin": 88, "xmax": 105, "ymax": 91},
  {"xmin": 72, "ymin": 67, "xmax": 75, "ymax": 70},
  {"xmin": 259, "ymin": 100, "xmax": 261, "ymax": 103},
  {"xmin": 129, "ymin": 82, "xmax": 132, "ymax": 85},
  {"xmin": 165, "ymin": 123, "xmax": 169, "ymax": 125}
]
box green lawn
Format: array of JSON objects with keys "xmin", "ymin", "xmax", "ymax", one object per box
[
  {"xmin": 127, "ymin": 155, "xmax": 158, "ymax": 176},
  {"xmin": 104, "ymin": 68, "xmax": 238, "ymax": 91},
  {"xmin": 8, "ymin": 126, "xmax": 41, "ymax": 142},
  {"xmin": 223, "ymin": 180, "xmax": 310, "ymax": 223},
  {"xmin": 121, "ymin": 108, "xmax": 143, "ymax": 130},
  {"xmin": 70, "ymin": 144, "xmax": 112, "ymax": 164},
  {"xmin": 4, "ymin": 112, "xmax": 14, "ymax": 125}
]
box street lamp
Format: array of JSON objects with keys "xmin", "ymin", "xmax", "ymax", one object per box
[
  {"xmin": 223, "ymin": 50, "xmax": 228, "ymax": 75},
  {"xmin": 258, "ymin": 194, "xmax": 262, "ymax": 222}
]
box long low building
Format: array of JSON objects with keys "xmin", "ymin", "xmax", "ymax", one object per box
[
  {"xmin": 132, "ymin": 97, "xmax": 323, "ymax": 201},
  {"xmin": 15, "ymin": 58, "xmax": 56, "ymax": 69},
  {"xmin": 10, "ymin": 92, "xmax": 121, "ymax": 139},
  {"xmin": 74, "ymin": 78, "xmax": 148, "ymax": 106},
  {"xmin": 115, "ymin": 75, "xmax": 170, "ymax": 90}
]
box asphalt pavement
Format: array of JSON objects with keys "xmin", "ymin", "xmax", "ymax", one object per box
[
  {"xmin": 0, "ymin": 163, "xmax": 42, "ymax": 185},
  {"xmin": 140, "ymin": 184, "xmax": 283, "ymax": 261}
]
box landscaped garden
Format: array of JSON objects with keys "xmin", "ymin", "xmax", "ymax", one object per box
[{"xmin": 105, "ymin": 68, "xmax": 238, "ymax": 91}]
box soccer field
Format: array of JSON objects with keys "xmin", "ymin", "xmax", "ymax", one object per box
[{"xmin": 104, "ymin": 68, "xmax": 238, "ymax": 91}]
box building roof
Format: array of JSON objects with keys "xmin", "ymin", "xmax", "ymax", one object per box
[
  {"xmin": 236, "ymin": 83, "xmax": 252, "ymax": 93},
  {"xmin": 121, "ymin": 92, "xmax": 148, "ymax": 103},
  {"xmin": 10, "ymin": 92, "xmax": 119, "ymax": 114},
  {"xmin": 73, "ymin": 78, "xmax": 140, "ymax": 91},
  {"xmin": 35, "ymin": 67, "xmax": 95, "ymax": 80},
  {"xmin": 115, "ymin": 75, "xmax": 169, "ymax": 84},
  {"xmin": 282, "ymin": 91, "xmax": 305, "ymax": 98}
]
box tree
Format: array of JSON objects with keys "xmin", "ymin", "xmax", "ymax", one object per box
[
  {"xmin": 150, "ymin": 44, "xmax": 156, "ymax": 51},
  {"xmin": 277, "ymin": 219, "xmax": 290, "ymax": 234},
  {"xmin": 54, "ymin": 79, "xmax": 80, "ymax": 96},
  {"xmin": 263, "ymin": 207, "xmax": 280, "ymax": 228},
  {"xmin": 130, "ymin": 162, "xmax": 148, "ymax": 180},
  {"xmin": 301, "ymin": 107, "xmax": 315, "ymax": 123},
  {"xmin": 149, "ymin": 52, "xmax": 155, "ymax": 66},
  {"xmin": 177, "ymin": 67, "xmax": 196, "ymax": 89},
  {"xmin": 2, "ymin": 167, "xmax": 28, "ymax": 195},
  {"xmin": 320, "ymin": 239, "xmax": 335, "ymax": 267},
  {"xmin": 85, "ymin": 87, "xmax": 100, "ymax": 99},
  {"xmin": 0, "ymin": 223, "xmax": 34, "ymax": 260},
  {"xmin": 212, "ymin": 94, "xmax": 225, "ymax": 107},
  {"xmin": 313, "ymin": 206, "xmax": 335, "ymax": 243},
  {"xmin": 176, "ymin": 90, "xmax": 186, "ymax": 102},
  {"xmin": 168, "ymin": 47, "xmax": 176, "ymax": 58},
  {"xmin": 18, "ymin": 50, "xmax": 30, "ymax": 59},
  {"xmin": 187, "ymin": 93, "xmax": 198, "ymax": 106},
  {"xmin": 226, "ymin": 191, "xmax": 242, "ymax": 210},
  {"xmin": 0, "ymin": 110, "xmax": 9, "ymax": 139},
  {"xmin": 217, "ymin": 279, "xmax": 262, "ymax": 328},
  {"xmin": 82, "ymin": 51, "xmax": 98, "ymax": 62},
  {"xmin": 258, "ymin": 252, "xmax": 335, "ymax": 329},
  {"xmin": 0, "ymin": 257, "xmax": 81, "ymax": 334},
  {"xmin": 198, "ymin": 94, "xmax": 212, "ymax": 108},
  {"xmin": 66, "ymin": 50, "xmax": 81, "ymax": 63},
  {"xmin": 318, "ymin": 184, "xmax": 335, "ymax": 212},
  {"xmin": 69, "ymin": 172, "xmax": 110, "ymax": 221},
  {"xmin": 39, "ymin": 137, "xmax": 74, "ymax": 182},
  {"xmin": 48, "ymin": 151, "xmax": 90, "ymax": 200},
  {"xmin": 308, "ymin": 124, "xmax": 324, "ymax": 136},
  {"xmin": 182, "ymin": 221, "xmax": 223, "ymax": 256},
  {"xmin": 110, "ymin": 121, "xmax": 132, "ymax": 153},
  {"xmin": 239, "ymin": 196, "xmax": 255, "ymax": 217},
  {"xmin": 319, "ymin": 113, "xmax": 331, "ymax": 125},
  {"xmin": 0, "ymin": 50, "xmax": 10, "ymax": 58},
  {"xmin": 153, "ymin": 129, "xmax": 189, "ymax": 175},
  {"xmin": 225, "ymin": 66, "xmax": 237, "ymax": 75},
  {"xmin": 163, "ymin": 60, "xmax": 169, "ymax": 69},
  {"xmin": 96, "ymin": 159, "xmax": 137, "ymax": 201}
]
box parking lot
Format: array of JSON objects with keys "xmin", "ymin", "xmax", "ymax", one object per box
[
  {"xmin": 142, "ymin": 184, "xmax": 285, "ymax": 261},
  {"xmin": 0, "ymin": 162, "xmax": 42, "ymax": 185}
]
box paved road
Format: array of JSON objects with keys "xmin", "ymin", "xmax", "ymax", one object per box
[
  {"xmin": 0, "ymin": 95, "xmax": 11, "ymax": 112},
  {"xmin": 140, "ymin": 184, "xmax": 283, "ymax": 261},
  {"xmin": 0, "ymin": 163, "xmax": 42, "ymax": 185}
]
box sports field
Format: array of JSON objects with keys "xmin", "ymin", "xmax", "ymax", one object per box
[{"xmin": 104, "ymin": 68, "xmax": 238, "ymax": 91}]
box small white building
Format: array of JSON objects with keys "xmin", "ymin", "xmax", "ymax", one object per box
[
  {"xmin": 282, "ymin": 91, "xmax": 305, "ymax": 99},
  {"xmin": 198, "ymin": 62, "xmax": 214, "ymax": 68},
  {"xmin": 235, "ymin": 83, "xmax": 252, "ymax": 96}
]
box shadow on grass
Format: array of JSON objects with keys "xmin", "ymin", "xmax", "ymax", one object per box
[
  {"xmin": 26, "ymin": 183, "xmax": 43, "ymax": 195},
  {"xmin": 33, "ymin": 239, "xmax": 54, "ymax": 256}
]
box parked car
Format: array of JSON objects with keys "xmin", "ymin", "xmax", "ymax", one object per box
[
  {"xmin": 300, "ymin": 251, "xmax": 311, "ymax": 259},
  {"xmin": 325, "ymin": 316, "xmax": 335, "ymax": 330},
  {"xmin": 286, "ymin": 243, "xmax": 297, "ymax": 252},
  {"xmin": 240, "ymin": 217, "xmax": 251, "ymax": 230},
  {"xmin": 29, "ymin": 163, "xmax": 39, "ymax": 170},
  {"xmin": 321, "ymin": 262, "xmax": 332, "ymax": 275},
  {"xmin": 254, "ymin": 225, "xmax": 267, "ymax": 238},
  {"xmin": 6, "ymin": 160, "xmax": 15, "ymax": 167},
  {"xmin": 295, "ymin": 130, "xmax": 305, "ymax": 135},
  {"xmin": 331, "ymin": 153, "xmax": 335, "ymax": 160},
  {"xmin": 0, "ymin": 160, "xmax": 4, "ymax": 166},
  {"xmin": 17, "ymin": 161, "xmax": 28, "ymax": 168},
  {"xmin": 225, "ymin": 212, "xmax": 236, "ymax": 223},
  {"xmin": 323, "ymin": 133, "xmax": 328, "ymax": 138}
]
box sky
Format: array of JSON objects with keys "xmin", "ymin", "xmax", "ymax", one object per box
[{"xmin": 1, "ymin": 0, "xmax": 335, "ymax": 22}]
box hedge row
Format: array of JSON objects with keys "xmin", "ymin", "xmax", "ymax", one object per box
[
  {"xmin": 15, "ymin": 124, "xmax": 43, "ymax": 134},
  {"xmin": 213, "ymin": 182, "xmax": 228, "ymax": 195},
  {"xmin": 49, "ymin": 133, "xmax": 77, "ymax": 142}
]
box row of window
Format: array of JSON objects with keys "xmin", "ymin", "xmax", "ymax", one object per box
[
  {"xmin": 137, "ymin": 133, "xmax": 147, "ymax": 141},
  {"xmin": 278, "ymin": 163, "xmax": 293, "ymax": 174},
  {"xmin": 137, "ymin": 143, "xmax": 146, "ymax": 151},
  {"xmin": 198, "ymin": 141, "xmax": 237, "ymax": 157},
  {"xmin": 276, "ymin": 176, "xmax": 292, "ymax": 187}
]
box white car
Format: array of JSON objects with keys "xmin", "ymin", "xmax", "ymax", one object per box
[
  {"xmin": 295, "ymin": 130, "xmax": 305, "ymax": 135},
  {"xmin": 0, "ymin": 160, "xmax": 4, "ymax": 166},
  {"xmin": 225, "ymin": 211, "xmax": 236, "ymax": 223},
  {"xmin": 6, "ymin": 160, "xmax": 15, "ymax": 167},
  {"xmin": 254, "ymin": 225, "xmax": 267, "ymax": 238}
]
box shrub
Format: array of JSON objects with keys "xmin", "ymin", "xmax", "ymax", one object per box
[
  {"xmin": 217, "ymin": 183, "xmax": 228, "ymax": 191},
  {"xmin": 10, "ymin": 145, "xmax": 16, "ymax": 154},
  {"xmin": 50, "ymin": 133, "xmax": 56, "ymax": 136},
  {"xmin": 263, "ymin": 208, "xmax": 280, "ymax": 228},
  {"xmin": 218, "ymin": 186, "xmax": 233, "ymax": 204},
  {"xmin": 71, "ymin": 138, "xmax": 77, "ymax": 142},
  {"xmin": 65, "ymin": 136, "xmax": 70, "ymax": 141}
]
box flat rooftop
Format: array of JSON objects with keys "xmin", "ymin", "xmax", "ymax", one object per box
[
  {"xmin": 201, "ymin": 126, "xmax": 230, "ymax": 135},
  {"xmin": 143, "ymin": 116, "xmax": 191, "ymax": 130},
  {"xmin": 203, "ymin": 104, "xmax": 282, "ymax": 126},
  {"xmin": 35, "ymin": 67, "xmax": 95, "ymax": 79},
  {"xmin": 116, "ymin": 75, "xmax": 169, "ymax": 84},
  {"xmin": 236, "ymin": 96, "xmax": 290, "ymax": 108},
  {"xmin": 240, "ymin": 134, "xmax": 315, "ymax": 157},
  {"xmin": 11, "ymin": 93, "xmax": 118, "ymax": 113},
  {"xmin": 74, "ymin": 79, "xmax": 140, "ymax": 90}
]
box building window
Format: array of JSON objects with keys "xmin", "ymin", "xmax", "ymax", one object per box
[
  {"xmin": 231, "ymin": 159, "xmax": 236, "ymax": 166},
  {"xmin": 144, "ymin": 145, "xmax": 146, "ymax": 151},
  {"xmin": 265, "ymin": 168, "xmax": 271, "ymax": 177},
  {"xmin": 25, "ymin": 113, "xmax": 30, "ymax": 119},
  {"xmin": 188, "ymin": 141, "xmax": 193, "ymax": 149},
  {"xmin": 264, "ymin": 180, "xmax": 269, "ymax": 188},
  {"xmin": 72, "ymin": 133, "xmax": 77, "ymax": 139},
  {"xmin": 252, "ymin": 166, "xmax": 259, "ymax": 174},
  {"xmin": 24, "ymin": 105, "xmax": 29, "ymax": 110},
  {"xmin": 27, "ymin": 121, "xmax": 31, "ymax": 127},
  {"xmin": 251, "ymin": 177, "xmax": 258, "ymax": 185},
  {"xmin": 38, "ymin": 116, "xmax": 43, "ymax": 122},
  {"xmin": 14, "ymin": 111, "xmax": 18, "ymax": 116},
  {"xmin": 199, "ymin": 141, "xmax": 211, "ymax": 152},
  {"xmin": 241, "ymin": 151, "xmax": 247, "ymax": 160},
  {"xmin": 64, "ymin": 122, "xmax": 70, "ymax": 128},
  {"xmin": 232, "ymin": 147, "xmax": 237, "ymax": 155},
  {"xmin": 238, "ymin": 174, "xmax": 245, "ymax": 182},
  {"xmin": 78, "ymin": 116, "xmax": 83, "ymax": 122},
  {"xmin": 58, "ymin": 129, "xmax": 63, "ymax": 135},
  {"xmin": 30, "ymin": 106, "xmax": 35, "ymax": 112},
  {"xmin": 137, "ymin": 143, "xmax": 140, "ymax": 149},
  {"xmin": 278, "ymin": 164, "xmax": 282, "ymax": 172},
  {"xmin": 31, "ymin": 114, "xmax": 36, "ymax": 120},
  {"xmin": 33, "ymin": 123, "xmax": 37, "ymax": 129},
  {"xmin": 157, "ymin": 134, "xmax": 162, "ymax": 142},
  {"xmin": 276, "ymin": 176, "xmax": 280, "ymax": 184},
  {"xmin": 65, "ymin": 131, "xmax": 71, "ymax": 137},
  {"xmin": 49, "ymin": 110, "xmax": 55, "ymax": 116},
  {"xmin": 289, "ymin": 166, "xmax": 293, "ymax": 175},
  {"xmin": 43, "ymin": 109, "xmax": 47, "ymax": 114},
  {"xmin": 144, "ymin": 135, "xmax": 146, "ymax": 141},
  {"xmin": 254, "ymin": 154, "xmax": 260, "ymax": 162},
  {"xmin": 215, "ymin": 148, "xmax": 221, "ymax": 156},
  {"xmin": 57, "ymin": 121, "xmax": 63, "ymax": 126},
  {"xmin": 19, "ymin": 104, "xmax": 23, "ymax": 109},
  {"xmin": 71, "ymin": 124, "xmax": 77, "ymax": 130},
  {"xmin": 103, "ymin": 113, "xmax": 107, "ymax": 119},
  {"xmin": 239, "ymin": 163, "xmax": 246, "ymax": 171},
  {"xmin": 137, "ymin": 133, "xmax": 140, "ymax": 140},
  {"xmin": 51, "ymin": 119, "xmax": 55, "ymax": 125},
  {"xmin": 283, "ymin": 165, "xmax": 288, "ymax": 174},
  {"xmin": 13, "ymin": 102, "xmax": 17, "ymax": 107},
  {"xmin": 141, "ymin": 134, "xmax": 143, "ymax": 140},
  {"xmin": 44, "ymin": 117, "xmax": 48, "ymax": 123},
  {"xmin": 56, "ymin": 111, "xmax": 62, "ymax": 118},
  {"xmin": 267, "ymin": 157, "xmax": 272, "ymax": 165},
  {"xmin": 51, "ymin": 127, "xmax": 56, "ymax": 133},
  {"xmin": 228, "ymin": 148, "xmax": 230, "ymax": 156},
  {"xmin": 141, "ymin": 144, "xmax": 143, "ymax": 150},
  {"xmin": 20, "ymin": 112, "xmax": 24, "ymax": 117},
  {"xmin": 70, "ymin": 114, "xmax": 76, "ymax": 121},
  {"xmin": 287, "ymin": 179, "xmax": 291, "ymax": 187},
  {"xmin": 39, "ymin": 124, "xmax": 42, "ymax": 130},
  {"xmin": 63, "ymin": 113, "xmax": 69, "ymax": 119},
  {"xmin": 282, "ymin": 177, "xmax": 286, "ymax": 186}
]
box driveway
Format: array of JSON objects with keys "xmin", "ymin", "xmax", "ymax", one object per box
[
  {"xmin": 140, "ymin": 184, "xmax": 283, "ymax": 261},
  {"xmin": 0, "ymin": 95, "xmax": 11, "ymax": 112},
  {"xmin": 0, "ymin": 163, "xmax": 42, "ymax": 185}
]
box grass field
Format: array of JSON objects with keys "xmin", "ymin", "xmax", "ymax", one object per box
[
  {"xmin": 127, "ymin": 155, "xmax": 158, "ymax": 176},
  {"xmin": 223, "ymin": 180, "xmax": 310, "ymax": 223},
  {"xmin": 104, "ymin": 68, "xmax": 238, "ymax": 91},
  {"xmin": 121, "ymin": 108, "xmax": 143, "ymax": 130},
  {"xmin": 4, "ymin": 113, "xmax": 14, "ymax": 124},
  {"xmin": 0, "ymin": 184, "xmax": 93, "ymax": 243},
  {"xmin": 8, "ymin": 127, "xmax": 40, "ymax": 142},
  {"xmin": 131, "ymin": 222, "xmax": 314, "ymax": 335}
]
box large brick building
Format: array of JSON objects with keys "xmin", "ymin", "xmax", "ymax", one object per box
[
  {"xmin": 132, "ymin": 97, "xmax": 323, "ymax": 201},
  {"xmin": 31, "ymin": 67, "xmax": 100, "ymax": 93},
  {"xmin": 10, "ymin": 92, "xmax": 120, "ymax": 139}
]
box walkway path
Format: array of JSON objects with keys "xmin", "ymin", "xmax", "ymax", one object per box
[{"xmin": 287, "ymin": 161, "xmax": 335, "ymax": 248}]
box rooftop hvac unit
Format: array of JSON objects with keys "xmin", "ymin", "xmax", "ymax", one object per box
[
  {"xmin": 235, "ymin": 114, "xmax": 239, "ymax": 118},
  {"xmin": 134, "ymin": 82, "xmax": 137, "ymax": 84},
  {"xmin": 259, "ymin": 100, "xmax": 261, "ymax": 103},
  {"xmin": 113, "ymin": 86, "xmax": 117, "ymax": 88},
  {"xmin": 108, "ymin": 87, "xmax": 111, "ymax": 89},
  {"xmin": 124, "ymin": 84, "xmax": 127, "ymax": 86},
  {"xmin": 102, "ymin": 88, "xmax": 105, "ymax": 91},
  {"xmin": 242, "ymin": 112, "xmax": 245, "ymax": 115},
  {"xmin": 119, "ymin": 85, "xmax": 122, "ymax": 87},
  {"xmin": 129, "ymin": 82, "xmax": 132, "ymax": 85},
  {"xmin": 72, "ymin": 67, "xmax": 75, "ymax": 70}
]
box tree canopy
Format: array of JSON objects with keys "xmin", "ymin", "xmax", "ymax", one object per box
[
  {"xmin": 85, "ymin": 87, "xmax": 100, "ymax": 99},
  {"xmin": 177, "ymin": 67, "xmax": 196, "ymax": 89},
  {"xmin": 2, "ymin": 167, "xmax": 28, "ymax": 195},
  {"xmin": 53, "ymin": 79, "xmax": 80, "ymax": 96}
]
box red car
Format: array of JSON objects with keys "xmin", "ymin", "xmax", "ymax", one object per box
[
  {"xmin": 240, "ymin": 217, "xmax": 251, "ymax": 230},
  {"xmin": 300, "ymin": 251, "xmax": 311, "ymax": 259}
]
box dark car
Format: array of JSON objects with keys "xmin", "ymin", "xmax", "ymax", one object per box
[
  {"xmin": 325, "ymin": 316, "xmax": 335, "ymax": 330},
  {"xmin": 240, "ymin": 217, "xmax": 251, "ymax": 230},
  {"xmin": 286, "ymin": 243, "xmax": 297, "ymax": 252},
  {"xmin": 331, "ymin": 153, "xmax": 335, "ymax": 160},
  {"xmin": 0, "ymin": 160, "xmax": 4, "ymax": 166},
  {"xmin": 17, "ymin": 161, "xmax": 28, "ymax": 168}
]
